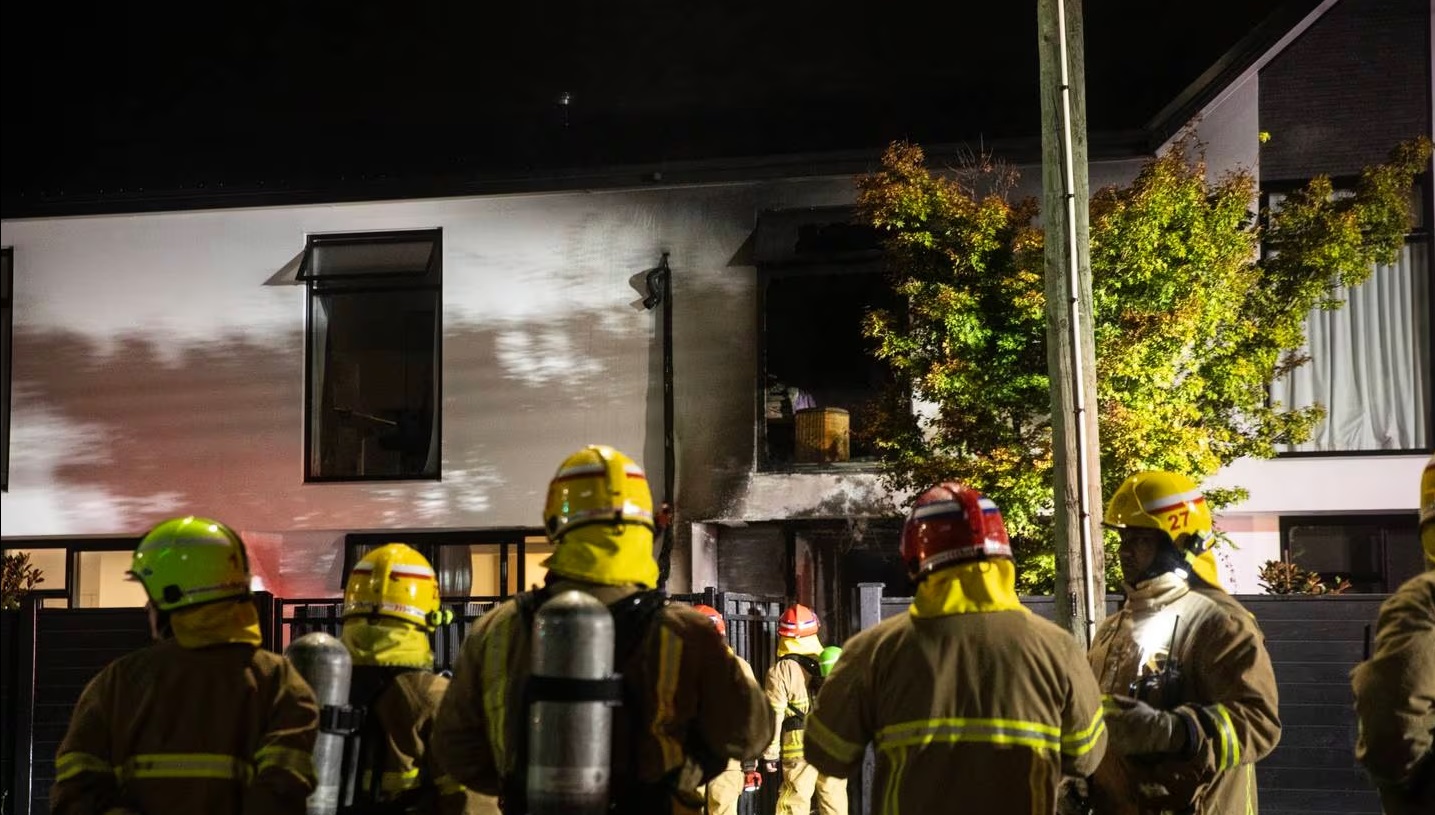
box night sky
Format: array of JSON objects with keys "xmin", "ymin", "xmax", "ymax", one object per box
[{"xmin": 2, "ymin": 0, "xmax": 1303, "ymax": 209}]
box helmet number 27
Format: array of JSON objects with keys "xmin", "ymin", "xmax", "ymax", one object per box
[{"xmin": 1167, "ymin": 510, "xmax": 1190, "ymax": 532}]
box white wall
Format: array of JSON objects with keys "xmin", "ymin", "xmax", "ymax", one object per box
[{"xmin": 28, "ymin": 152, "xmax": 1367, "ymax": 598}]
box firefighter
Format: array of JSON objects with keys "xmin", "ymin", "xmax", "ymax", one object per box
[
  {"xmin": 1350, "ymin": 452, "xmax": 1435, "ymax": 814},
  {"xmin": 431, "ymin": 444, "xmax": 772, "ymax": 814},
  {"xmin": 337, "ymin": 543, "xmax": 492, "ymax": 814},
  {"xmin": 690, "ymin": 604, "xmax": 764, "ymax": 815},
  {"xmin": 803, "ymin": 482, "xmax": 1108, "ymax": 813},
  {"xmin": 1087, "ymin": 471, "xmax": 1281, "ymax": 814},
  {"xmin": 50, "ymin": 516, "xmax": 319, "ymax": 815},
  {"xmin": 762, "ymin": 603, "xmax": 848, "ymax": 815}
]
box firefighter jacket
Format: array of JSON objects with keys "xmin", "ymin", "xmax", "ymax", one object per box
[
  {"xmin": 352, "ymin": 668, "xmax": 491, "ymax": 815},
  {"xmin": 803, "ymin": 560, "xmax": 1108, "ymax": 815},
  {"xmin": 1087, "ymin": 573, "xmax": 1281, "ymax": 815},
  {"xmin": 431, "ymin": 578, "xmax": 773, "ymax": 813},
  {"xmin": 763, "ymin": 634, "xmax": 825, "ymax": 762},
  {"xmin": 50, "ymin": 599, "xmax": 318, "ymax": 815},
  {"xmin": 1351, "ymin": 570, "xmax": 1435, "ymax": 815}
]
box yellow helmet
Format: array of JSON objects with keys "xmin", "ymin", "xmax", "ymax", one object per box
[
  {"xmin": 131, "ymin": 516, "xmax": 252, "ymax": 612},
  {"xmin": 1420, "ymin": 452, "xmax": 1434, "ymax": 569},
  {"xmin": 1105, "ymin": 471, "xmax": 1221, "ymax": 587},
  {"xmin": 341, "ymin": 543, "xmax": 446, "ymax": 630},
  {"xmin": 542, "ymin": 445, "xmax": 659, "ymax": 588}
]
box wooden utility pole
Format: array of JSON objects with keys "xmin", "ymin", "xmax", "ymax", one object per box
[{"xmin": 1038, "ymin": 0, "xmax": 1105, "ymax": 644}]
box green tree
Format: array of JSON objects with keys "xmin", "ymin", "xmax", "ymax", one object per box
[{"xmin": 857, "ymin": 137, "xmax": 1431, "ymax": 593}]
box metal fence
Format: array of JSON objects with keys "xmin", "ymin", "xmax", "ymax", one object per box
[
  {"xmin": 0, "ymin": 587, "xmax": 789, "ymax": 815},
  {"xmin": 850, "ymin": 583, "xmax": 1390, "ymax": 815}
]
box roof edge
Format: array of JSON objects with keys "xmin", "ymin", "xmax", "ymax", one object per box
[
  {"xmin": 2, "ymin": 131, "xmax": 1151, "ymax": 221},
  {"xmin": 1145, "ymin": 0, "xmax": 1337, "ymax": 148}
]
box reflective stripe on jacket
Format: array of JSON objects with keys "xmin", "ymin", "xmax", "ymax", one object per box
[
  {"xmin": 431, "ymin": 579, "xmax": 773, "ymax": 809},
  {"xmin": 1352, "ymin": 570, "xmax": 1435, "ymax": 815},
  {"xmin": 803, "ymin": 607, "xmax": 1107, "ymax": 815},
  {"xmin": 50, "ymin": 635, "xmax": 318, "ymax": 815},
  {"xmin": 1087, "ymin": 575, "xmax": 1281, "ymax": 815}
]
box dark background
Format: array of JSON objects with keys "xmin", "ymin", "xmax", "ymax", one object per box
[{"xmin": 2, "ymin": 0, "xmax": 1304, "ymax": 206}]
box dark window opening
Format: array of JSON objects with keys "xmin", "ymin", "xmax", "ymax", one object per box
[
  {"xmin": 1280, "ymin": 514, "xmax": 1423, "ymax": 593},
  {"xmin": 303, "ymin": 230, "xmax": 442, "ymax": 481},
  {"xmin": 761, "ymin": 267, "xmax": 899, "ymax": 468}
]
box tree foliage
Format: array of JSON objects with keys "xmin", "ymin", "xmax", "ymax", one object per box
[
  {"xmin": 857, "ymin": 136, "xmax": 1431, "ymax": 592},
  {"xmin": 2, "ymin": 552, "xmax": 46, "ymax": 610}
]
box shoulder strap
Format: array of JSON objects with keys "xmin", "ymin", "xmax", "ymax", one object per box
[
  {"xmin": 778, "ymin": 653, "xmax": 825, "ymax": 697},
  {"xmin": 608, "ymin": 589, "xmax": 669, "ymax": 665}
]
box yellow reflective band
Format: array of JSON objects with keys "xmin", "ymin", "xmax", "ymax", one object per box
[
  {"xmin": 435, "ymin": 774, "xmax": 468, "ymax": 796},
  {"xmin": 805, "ymin": 713, "xmax": 864, "ymax": 764},
  {"xmin": 1062, "ymin": 708, "xmax": 1107, "ymax": 757},
  {"xmin": 364, "ymin": 766, "xmax": 422, "ymax": 794},
  {"xmin": 120, "ymin": 753, "xmax": 252, "ymax": 782},
  {"xmin": 781, "ymin": 744, "xmax": 805, "ymax": 757},
  {"xmin": 55, "ymin": 752, "xmax": 115, "ymax": 782},
  {"xmin": 1212, "ymin": 704, "xmax": 1241, "ymax": 770},
  {"xmin": 651, "ymin": 625, "xmax": 685, "ymax": 771},
  {"xmin": 876, "ymin": 717, "xmax": 1062, "ymax": 754},
  {"xmin": 883, "ymin": 744, "xmax": 909, "ymax": 815},
  {"xmin": 483, "ymin": 612, "xmax": 516, "ymax": 772},
  {"xmin": 255, "ymin": 745, "xmax": 315, "ymax": 783}
]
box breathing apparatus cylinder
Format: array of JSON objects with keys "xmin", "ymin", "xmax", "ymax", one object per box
[
  {"xmin": 527, "ymin": 590, "xmax": 619, "ymax": 815},
  {"xmin": 285, "ymin": 632, "xmax": 354, "ymax": 815}
]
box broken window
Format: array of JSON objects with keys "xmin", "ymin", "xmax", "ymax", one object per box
[{"xmin": 755, "ymin": 209, "xmax": 898, "ymax": 469}]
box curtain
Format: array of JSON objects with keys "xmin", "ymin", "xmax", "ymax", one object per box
[{"xmin": 1276, "ymin": 241, "xmax": 1431, "ymax": 452}]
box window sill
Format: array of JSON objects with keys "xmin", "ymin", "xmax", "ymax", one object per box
[{"xmin": 756, "ymin": 459, "xmax": 883, "ymax": 476}]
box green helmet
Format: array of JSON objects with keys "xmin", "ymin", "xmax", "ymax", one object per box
[
  {"xmin": 819, "ymin": 645, "xmax": 843, "ymax": 677},
  {"xmin": 130, "ymin": 517, "xmax": 252, "ymax": 612}
]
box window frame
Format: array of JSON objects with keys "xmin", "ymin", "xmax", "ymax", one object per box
[
  {"xmin": 2, "ymin": 246, "xmax": 12, "ymax": 491},
  {"xmin": 1278, "ymin": 513, "xmax": 1422, "ymax": 593},
  {"xmin": 340, "ymin": 527, "xmax": 547, "ymax": 598},
  {"xmin": 1263, "ymin": 171, "xmax": 1434, "ymax": 458},
  {"xmin": 752, "ymin": 207, "xmax": 892, "ymax": 473},
  {"xmin": 1, "ymin": 536, "xmax": 143, "ymax": 607},
  {"xmin": 301, "ymin": 228, "xmax": 444, "ymax": 483}
]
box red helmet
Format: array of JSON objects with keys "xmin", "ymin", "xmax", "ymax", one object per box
[
  {"xmin": 778, "ymin": 604, "xmax": 820, "ymax": 638},
  {"xmin": 692, "ymin": 604, "xmax": 726, "ymax": 637},
  {"xmin": 900, "ymin": 482, "xmax": 1012, "ymax": 580}
]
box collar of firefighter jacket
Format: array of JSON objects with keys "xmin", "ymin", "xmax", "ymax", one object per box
[
  {"xmin": 1124, "ymin": 570, "xmax": 1192, "ymax": 611},
  {"xmin": 341, "ymin": 617, "xmax": 435, "ymax": 669},
  {"xmin": 542, "ymin": 535, "xmax": 660, "ymax": 589},
  {"xmin": 777, "ymin": 634, "xmax": 825, "ymax": 657},
  {"xmin": 170, "ymin": 599, "xmax": 263, "ymax": 648},
  {"xmin": 910, "ymin": 559, "xmax": 1028, "ymax": 618}
]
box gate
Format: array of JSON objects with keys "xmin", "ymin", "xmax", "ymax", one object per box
[
  {"xmin": 672, "ymin": 588, "xmax": 785, "ymax": 815},
  {"xmin": 254, "ymin": 593, "xmax": 503, "ymax": 673}
]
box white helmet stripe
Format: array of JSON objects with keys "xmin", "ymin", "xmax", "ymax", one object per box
[
  {"xmin": 388, "ymin": 564, "xmax": 435, "ymax": 579},
  {"xmin": 912, "ymin": 500, "xmax": 967, "ymax": 520},
  {"xmin": 1141, "ymin": 489, "xmax": 1205, "ymax": 513},
  {"xmin": 555, "ymin": 463, "xmax": 609, "ymax": 479}
]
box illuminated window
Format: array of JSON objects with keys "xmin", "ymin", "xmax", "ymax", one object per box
[
  {"xmin": 300, "ymin": 230, "xmax": 442, "ymax": 481},
  {"xmin": 1270, "ymin": 182, "xmax": 1432, "ymax": 453}
]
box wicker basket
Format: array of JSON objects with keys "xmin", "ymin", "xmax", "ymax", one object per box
[{"xmin": 794, "ymin": 407, "xmax": 850, "ymax": 463}]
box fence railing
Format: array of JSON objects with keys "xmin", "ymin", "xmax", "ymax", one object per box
[
  {"xmin": 0, "ymin": 586, "xmax": 788, "ymax": 815},
  {"xmin": 849, "ymin": 583, "xmax": 1391, "ymax": 815}
]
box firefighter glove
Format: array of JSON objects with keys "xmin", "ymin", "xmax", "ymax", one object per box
[{"xmin": 1103, "ymin": 695, "xmax": 1191, "ymax": 756}]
